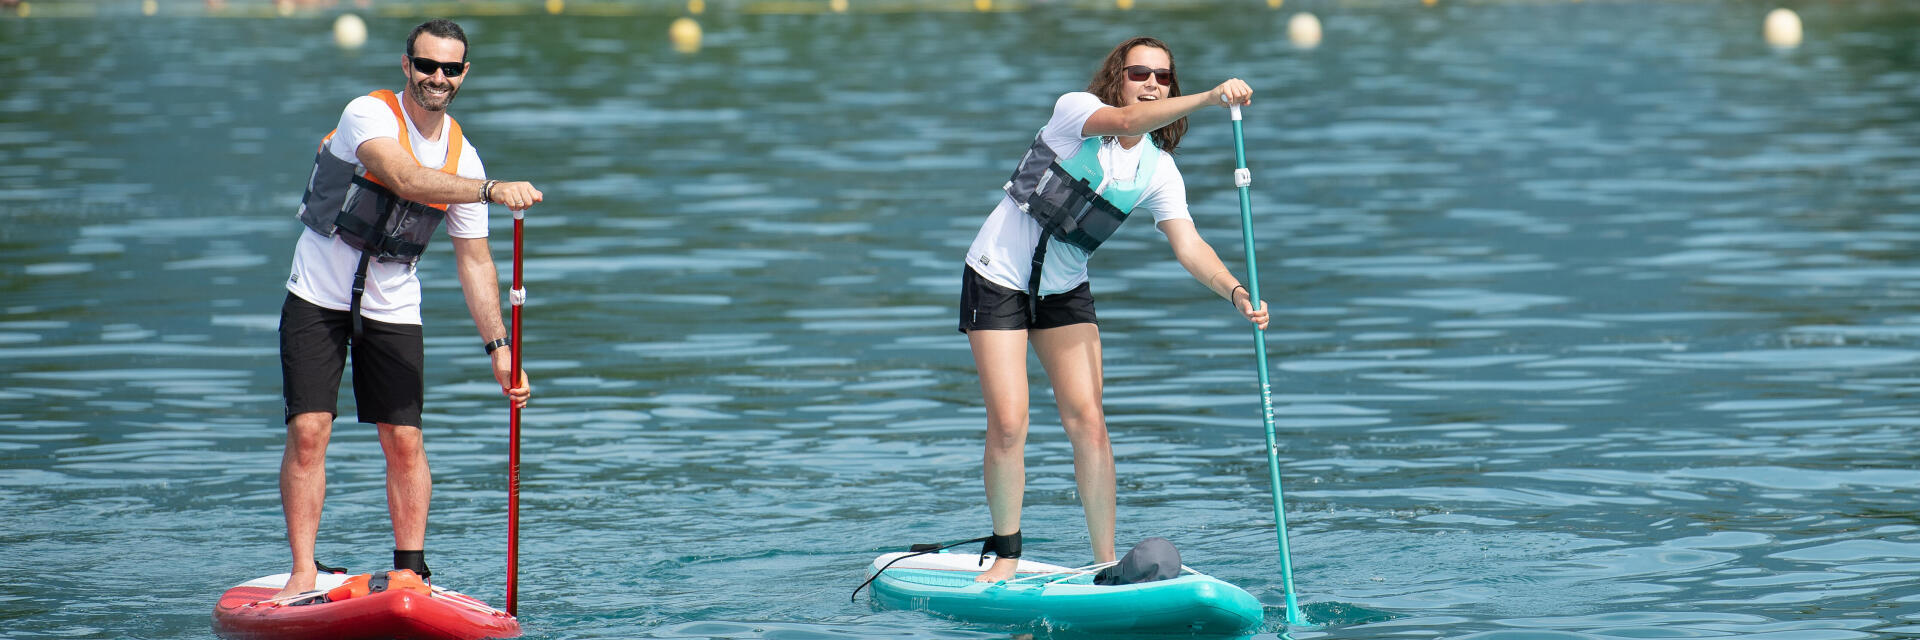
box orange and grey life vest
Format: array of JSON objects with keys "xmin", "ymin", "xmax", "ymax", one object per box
[
  {"xmin": 1001, "ymin": 131, "xmax": 1161, "ymax": 317},
  {"xmin": 295, "ymin": 89, "xmax": 465, "ymax": 334},
  {"xmin": 296, "ymin": 89, "xmax": 463, "ymax": 266}
]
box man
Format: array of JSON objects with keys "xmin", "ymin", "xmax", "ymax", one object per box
[{"xmin": 274, "ymin": 18, "xmax": 535, "ymax": 600}]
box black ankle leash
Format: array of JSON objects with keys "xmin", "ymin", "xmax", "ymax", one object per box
[{"xmin": 851, "ymin": 533, "xmax": 1019, "ymax": 602}]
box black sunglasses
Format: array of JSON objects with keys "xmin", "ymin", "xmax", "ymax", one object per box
[
  {"xmin": 1124, "ymin": 65, "xmax": 1173, "ymax": 85},
  {"xmin": 409, "ymin": 56, "xmax": 467, "ymax": 78}
]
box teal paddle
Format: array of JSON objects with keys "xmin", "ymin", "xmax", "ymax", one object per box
[{"xmin": 1226, "ymin": 98, "xmax": 1308, "ymax": 627}]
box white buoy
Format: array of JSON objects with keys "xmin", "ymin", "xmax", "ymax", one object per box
[
  {"xmin": 1763, "ymin": 8, "xmax": 1802, "ymax": 49},
  {"xmin": 333, "ymin": 13, "xmax": 368, "ymax": 49},
  {"xmin": 1288, "ymin": 12, "xmax": 1322, "ymax": 50},
  {"xmin": 669, "ymin": 17, "xmax": 702, "ymax": 55}
]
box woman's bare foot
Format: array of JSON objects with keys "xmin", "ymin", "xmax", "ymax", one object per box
[
  {"xmin": 974, "ymin": 556, "xmax": 1019, "ymax": 583},
  {"xmin": 268, "ymin": 568, "xmax": 319, "ymax": 601}
]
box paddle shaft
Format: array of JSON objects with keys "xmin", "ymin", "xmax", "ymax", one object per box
[
  {"xmin": 1229, "ymin": 103, "xmax": 1306, "ymax": 626},
  {"xmin": 506, "ymin": 208, "xmax": 525, "ymax": 616}
]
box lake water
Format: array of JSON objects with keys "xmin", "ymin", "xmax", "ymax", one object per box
[{"xmin": 3, "ymin": 1, "xmax": 1920, "ymax": 638}]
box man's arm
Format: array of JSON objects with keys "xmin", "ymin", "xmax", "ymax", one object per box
[
  {"xmin": 451, "ymin": 236, "xmax": 530, "ymax": 406},
  {"xmin": 358, "ymin": 138, "xmax": 543, "ymax": 209}
]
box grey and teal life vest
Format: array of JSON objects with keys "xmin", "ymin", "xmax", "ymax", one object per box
[
  {"xmin": 1001, "ymin": 131, "xmax": 1161, "ymax": 315},
  {"xmin": 296, "ymin": 89, "xmax": 464, "ymax": 267},
  {"xmin": 294, "ymin": 89, "xmax": 465, "ymax": 335}
]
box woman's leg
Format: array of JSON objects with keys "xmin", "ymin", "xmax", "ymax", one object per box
[
  {"xmin": 970, "ymin": 328, "xmax": 1032, "ymax": 582},
  {"xmin": 1031, "ymin": 323, "xmax": 1116, "ymax": 564}
]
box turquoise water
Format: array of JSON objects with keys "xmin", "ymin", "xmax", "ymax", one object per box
[{"xmin": 4, "ymin": 1, "xmax": 1920, "ymax": 638}]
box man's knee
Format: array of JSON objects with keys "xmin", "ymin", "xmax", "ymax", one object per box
[
  {"xmin": 378, "ymin": 424, "xmax": 428, "ymax": 462},
  {"xmin": 285, "ymin": 413, "xmax": 333, "ymax": 465}
]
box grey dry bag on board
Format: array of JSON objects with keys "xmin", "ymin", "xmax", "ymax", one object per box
[{"xmin": 1094, "ymin": 537, "xmax": 1182, "ymax": 586}]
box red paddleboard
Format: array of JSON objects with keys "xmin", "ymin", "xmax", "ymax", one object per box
[{"xmin": 212, "ymin": 571, "xmax": 520, "ymax": 640}]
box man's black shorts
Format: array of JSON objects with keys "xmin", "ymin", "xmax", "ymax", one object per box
[
  {"xmin": 279, "ymin": 292, "xmax": 425, "ymax": 426},
  {"xmin": 957, "ymin": 265, "xmax": 1097, "ymax": 333}
]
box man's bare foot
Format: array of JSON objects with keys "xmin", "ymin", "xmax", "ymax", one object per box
[
  {"xmin": 975, "ymin": 556, "xmax": 1019, "ymax": 583},
  {"xmin": 269, "ymin": 568, "xmax": 319, "ymax": 601}
]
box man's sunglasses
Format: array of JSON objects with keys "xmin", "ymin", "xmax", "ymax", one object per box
[
  {"xmin": 408, "ymin": 56, "xmax": 467, "ymax": 78},
  {"xmin": 1124, "ymin": 65, "xmax": 1173, "ymax": 85}
]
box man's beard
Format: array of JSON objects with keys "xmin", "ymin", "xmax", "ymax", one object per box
[{"xmin": 409, "ymin": 77, "xmax": 459, "ymax": 112}]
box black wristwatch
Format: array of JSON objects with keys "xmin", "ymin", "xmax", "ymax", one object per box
[{"xmin": 483, "ymin": 337, "xmax": 511, "ymax": 355}]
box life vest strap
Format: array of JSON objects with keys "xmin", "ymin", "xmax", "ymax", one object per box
[
  {"xmin": 1025, "ymin": 232, "xmax": 1050, "ymax": 323},
  {"xmin": 350, "ymin": 250, "xmax": 375, "ymax": 339}
]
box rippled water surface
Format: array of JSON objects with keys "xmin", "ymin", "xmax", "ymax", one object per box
[{"xmin": 4, "ymin": 1, "xmax": 1920, "ymax": 638}]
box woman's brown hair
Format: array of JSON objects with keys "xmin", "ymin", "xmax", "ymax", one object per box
[{"xmin": 1085, "ymin": 36, "xmax": 1186, "ymax": 153}]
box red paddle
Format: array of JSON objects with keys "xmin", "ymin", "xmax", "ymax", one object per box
[{"xmin": 506, "ymin": 206, "xmax": 525, "ymax": 617}]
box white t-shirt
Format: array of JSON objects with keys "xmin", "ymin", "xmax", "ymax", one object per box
[
  {"xmin": 965, "ymin": 92, "xmax": 1191, "ymax": 296},
  {"xmin": 286, "ymin": 93, "xmax": 488, "ymax": 326}
]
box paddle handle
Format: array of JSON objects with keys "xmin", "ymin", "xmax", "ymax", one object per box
[
  {"xmin": 1229, "ymin": 105, "xmax": 1307, "ymax": 626},
  {"xmin": 506, "ymin": 208, "xmax": 525, "ymax": 617}
]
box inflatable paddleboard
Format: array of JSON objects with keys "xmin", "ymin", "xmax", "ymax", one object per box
[
  {"xmin": 865, "ymin": 551, "xmax": 1264, "ymax": 635},
  {"xmin": 212, "ymin": 571, "xmax": 520, "ymax": 640}
]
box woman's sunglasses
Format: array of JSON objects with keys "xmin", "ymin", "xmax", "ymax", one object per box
[
  {"xmin": 409, "ymin": 56, "xmax": 467, "ymax": 78},
  {"xmin": 1124, "ymin": 65, "xmax": 1173, "ymax": 85}
]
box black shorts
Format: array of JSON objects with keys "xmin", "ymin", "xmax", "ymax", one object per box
[
  {"xmin": 279, "ymin": 292, "xmax": 425, "ymax": 426},
  {"xmin": 958, "ymin": 265, "xmax": 1097, "ymax": 333}
]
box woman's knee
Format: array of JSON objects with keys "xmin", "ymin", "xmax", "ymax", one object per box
[
  {"xmin": 984, "ymin": 416, "xmax": 1029, "ymax": 452},
  {"xmin": 1059, "ymin": 410, "xmax": 1110, "ymax": 448}
]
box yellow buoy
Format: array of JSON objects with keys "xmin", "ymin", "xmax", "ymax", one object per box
[
  {"xmin": 688, "ymin": 0, "xmax": 705, "ymax": 15},
  {"xmin": 142, "ymin": 0, "xmax": 157, "ymax": 15},
  {"xmin": 669, "ymin": 16, "xmax": 702, "ymax": 54},
  {"xmin": 1763, "ymin": 7, "xmax": 1802, "ymax": 49},
  {"xmin": 1422, "ymin": 0, "xmax": 1436, "ymax": 6},
  {"xmin": 17, "ymin": 1, "xmax": 28, "ymax": 17},
  {"xmin": 1288, "ymin": 12, "xmax": 1322, "ymax": 49},
  {"xmin": 274, "ymin": 0, "xmax": 295, "ymax": 17},
  {"xmin": 1116, "ymin": 0, "xmax": 1131, "ymax": 9},
  {"xmin": 973, "ymin": 0, "xmax": 990, "ymax": 11},
  {"xmin": 545, "ymin": 0, "xmax": 563, "ymax": 13},
  {"xmin": 1266, "ymin": 0, "xmax": 1280, "ymax": 9},
  {"xmin": 830, "ymin": 0, "xmax": 847, "ymax": 12},
  {"xmin": 333, "ymin": 13, "xmax": 368, "ymax": 49}
]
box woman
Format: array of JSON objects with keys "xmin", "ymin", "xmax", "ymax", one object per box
[{"xmin": 960, "ymin": 36, "xmax": 1267, "ymax": 583}]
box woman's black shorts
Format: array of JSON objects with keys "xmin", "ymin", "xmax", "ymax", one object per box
[
  {"xmin": 958, "ymin": 265, "xmax": 1097, "ymax": 333},
  {"xmin": 279, "ymin": 292, "xmax": 425, "ymax": 426}
]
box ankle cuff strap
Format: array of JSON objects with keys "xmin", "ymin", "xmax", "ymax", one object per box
[
  {"xmin": 393, "ymin": 549, "xmax": 431, "ymax": 579},
  {"xmin": 981, "ymin": 531, "xmax": 1022, "ymax": 561}
]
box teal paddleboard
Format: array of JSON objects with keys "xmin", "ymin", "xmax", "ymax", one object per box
[{"xmin": 866, "ymin": 551, "xmax": 1264, "ymax": 635}]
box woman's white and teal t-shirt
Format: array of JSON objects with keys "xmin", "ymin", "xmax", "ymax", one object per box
[{"xmin": 965, "ymin": 91, "xmax": 1191, "ymax": 296}]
